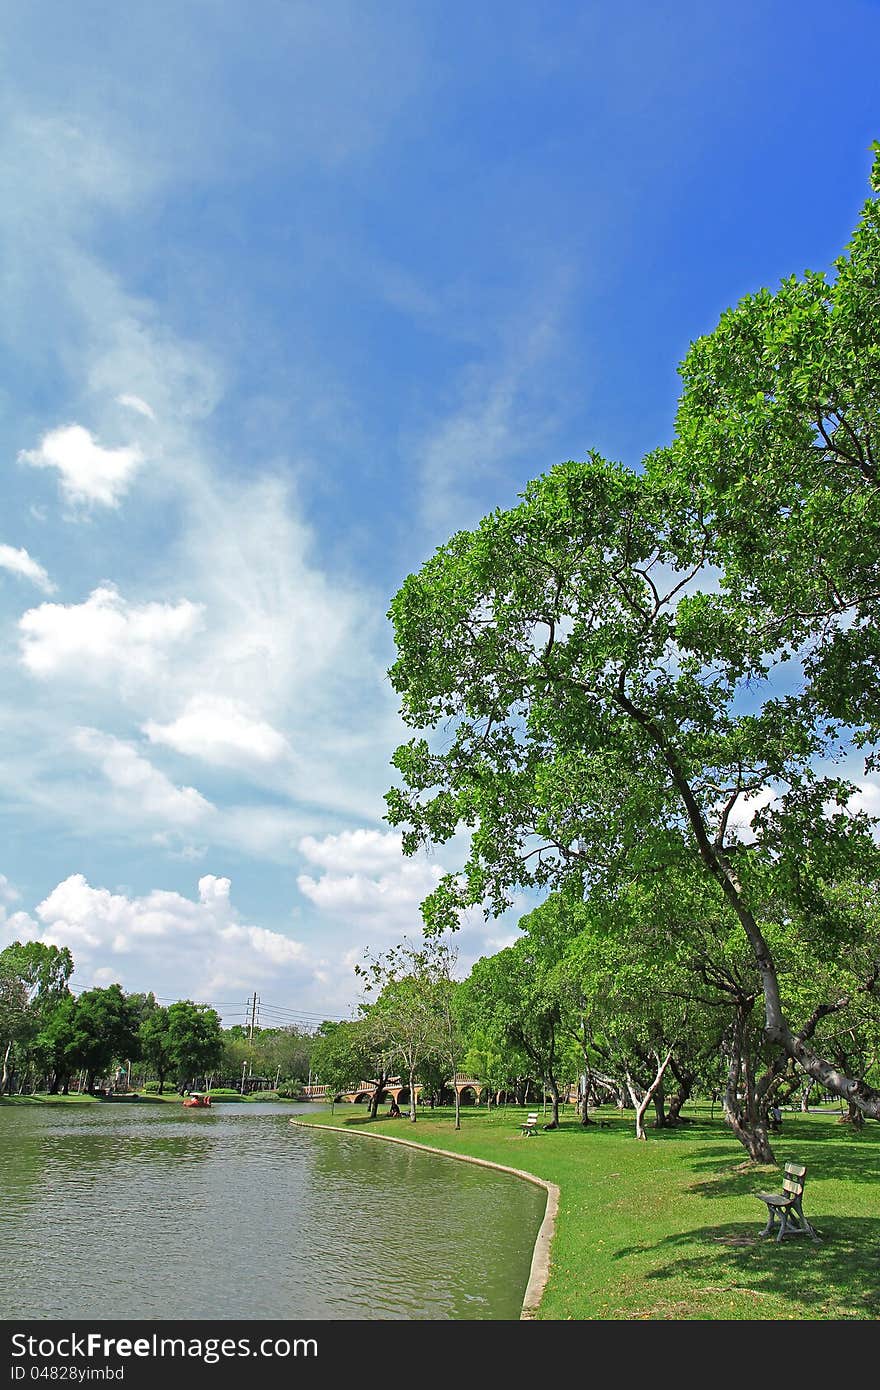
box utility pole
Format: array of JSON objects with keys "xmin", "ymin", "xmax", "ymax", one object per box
[{"xmin": 247, "ymin": 992, "xmax": 260, "ymax": 1043}]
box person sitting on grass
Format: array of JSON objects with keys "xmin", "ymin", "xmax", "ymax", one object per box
[{"xmin": 388, "ymin": 1100, "xmax": 401, "ymax": 1118}]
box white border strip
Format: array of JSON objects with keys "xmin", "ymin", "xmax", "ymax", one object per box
[{"xmin": 289, "ymin": 1119, "xmax": 559, "ymax": 1319}]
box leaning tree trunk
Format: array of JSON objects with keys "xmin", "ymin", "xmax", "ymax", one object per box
[{"xmin": 0, "ymin": 1040, "xmax": 12, "ymax": 1094}]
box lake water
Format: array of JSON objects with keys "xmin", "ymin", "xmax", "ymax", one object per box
[{"xmin": 0, "ymin": 1102, "xmax": 545, "ymax": 1320}]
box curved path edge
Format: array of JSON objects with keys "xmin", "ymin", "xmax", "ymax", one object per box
[{"xmin": 289, "ymin": 1119, "xmax": 559, "ymax": 1320}]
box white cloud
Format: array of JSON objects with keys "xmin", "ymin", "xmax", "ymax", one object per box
[
  {"xmin": 116, "ymin": 393, "xmax": 156, "ymax": 420},
  {"xmin": 4, "ymin": 872, "xmax": 324, "ymax": 1012},
  {"xmin": 72, "ymin": 727, "xmax": 213, "ymax": 827},
  {"xmin": 0, "ymin": 909, "xmax": 40, "ymax": 940},
  {"xmin": 19, "ymin": 424, "xmax": 144, "ymax": 508},
  {"xmin": 19, "ymin": 585, "xmax": 203, "ymax": 682},
  {"xmin": 0, "ymin": 543, "xmax": 56, "ymax": 593},
  {"xmin": 847, "ymin": 780, "xmax": 880, "ymax": 818},
  {"xmin": 0, "ymin": 875, "xmax": 21, "ymax": 904},
  {"xmin": 725, "ymin": 786, "xmax": 778, "ymax": 841},
  {"xmin": 143, "ymin": 695, "xmax": 289, "ymax": 767},
  {"xmin": 297, "ymin": 831, "xmax": 444, "ymax": 934},
  {"xmin": 298, "ymin": 828, "xmax": 406, "ymax": 873}
]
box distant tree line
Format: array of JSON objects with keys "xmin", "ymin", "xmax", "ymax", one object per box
[{"xmin": 0, "ymin": 942, "xmax": 314, "ymax": 1097}]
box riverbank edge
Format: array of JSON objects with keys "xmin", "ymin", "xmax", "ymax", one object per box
[{"xmin": 288, "ymin": 1118, "xmax": 559, "ymax": 1320}]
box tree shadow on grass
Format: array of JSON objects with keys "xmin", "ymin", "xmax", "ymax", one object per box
[
  {"xmin": 685, "ymin": 1130, "xmax": 880, "ymax": 1194},
  {"xmin": 613, "ymin": 1218, "xmax": 880, "ymax": 1319}
]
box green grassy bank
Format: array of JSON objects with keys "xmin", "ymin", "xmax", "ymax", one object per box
[
  {"xmin": 293, "ymin": 1102, "xmax": 880, "ymax": 1321},
  {"xmin": 0, "ymin": 1088, "xmax": 298, "ymax": 1105}
]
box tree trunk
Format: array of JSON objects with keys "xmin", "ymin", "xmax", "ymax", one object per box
[
  {"xmin": 666, "ymin": 1072, "xmax": 694, "ymax": 1125},
  {"xmin": 620, "ymin": 686, "xmax": 880, "ymax": 1121},
  {"xmin": 545, "ymin": 1075, "xmax": 560, "ymax": 1129},
  {"xmin": 722, "ymin": 1007, "xmax": 776, "ymax": 1163},
  {"xmin": 579, "ymin": 1060, "xmax": 594, "ymax": 1126},
  {"xmin": 841, "ymin": 1099, "xmax": 866, "ymax": 1129},
  {"xmin": 651, "ymin": 1085, "xmax": 667, "ymax": 1128},
  {"xmin": 0, "ymin": 1040, "xmax": 12, "ymax": 1094},
  {"xmin": 627, "ymin": 1048, "xmax": 675, "ymax": 1140},
  {"xmin": 408, "ymin": 1067, "xmax": 417, "ymax": 1122}
]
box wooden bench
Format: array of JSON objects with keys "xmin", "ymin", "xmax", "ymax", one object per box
[
  {"xmin": 755, "ymin": 1162, "xmax": 821, "ymax": 1243},
  {"xmin": 519, "ymin": 1112, "xmax": 540, "ymax": 1136}
]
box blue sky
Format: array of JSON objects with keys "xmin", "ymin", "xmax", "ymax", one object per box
[{"xmin": 1, "ymin": 2, "xmax": 878, "ymax": 1026}]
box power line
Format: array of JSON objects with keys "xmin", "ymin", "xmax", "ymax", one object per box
[
  {"xmin": 257, "ymin": 1007, "xmax": 340, "ymax": 1024},
  {"xmin": 63, "ymin": 986, "xmax": 348, "ymax": 1026}
]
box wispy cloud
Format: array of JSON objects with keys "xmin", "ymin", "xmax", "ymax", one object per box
[
  {"xmin": 0, "ymin": 543, "xmax": 55, "ymax": 593},
  {"xmin": 116, "ymin": 394, "xmax": 156, "ymax": 420},
  {"xmin": 413, "ymin": 275, "xmax": 575, "ymax": 539},
  {"xmin": 72, "ymin": 728, "xmax": 214, "ymax": 828}
]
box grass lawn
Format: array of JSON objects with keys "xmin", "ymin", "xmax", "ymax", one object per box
[
  {"xmin": 0, "ymin": 1092, "xmax": 103, "ymax": 1105},
  {"xmin": 294, "ymin": 1101, "xmax": 880, "ymax": 1320}
]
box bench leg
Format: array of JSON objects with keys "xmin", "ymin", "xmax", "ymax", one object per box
[
  {"xmin": 789, "ymin": 1200, "xmax": 822, "ymax": 1243},
  {"xmin": 759, "ymin": 1204, "xmax": 780, "ymax": 1238}
]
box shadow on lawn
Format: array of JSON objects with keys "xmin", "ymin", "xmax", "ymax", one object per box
[
  {"xmin": 613, "ymin": 1218, "xmax": 880, "ymax": 1319},
  {"xmin": 685, "ymin": 1128, "xmax": 880, "ymax": 1196}
]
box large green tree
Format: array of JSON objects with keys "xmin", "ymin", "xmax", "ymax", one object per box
[
  {"xmin": 140, "ymin": 1005, "xmax": 173, "ymax": 1093},
  {"xmin": 309, "ymin": 1019, "xmax": 387, "ymax": 1116},
  {"xmin": 460, "ymin": 940, "xmax": 564, "ymax": 1126},
  {"xmin": 63, "ymin": 985, "xmax": 141, "ymax": 1093},
  {"xmin": 385, "ymin": 154, "xmax": 880, "ymax": 1128},
  {"xmin": 0, "ymin": 942, "xmax": 74, "ymax": 1093},
  {"xmin": 165, "ymin": 1001, "xmax": 223, "ymax": 1088},
  {"xmin": 359, "ymin": 937, "xmax": 464, "ymax": 1124}
]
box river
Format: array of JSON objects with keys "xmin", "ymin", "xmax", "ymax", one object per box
[{"xmin": 0, "ymin": 1102, "xmax": 546, "ymax": 1320}]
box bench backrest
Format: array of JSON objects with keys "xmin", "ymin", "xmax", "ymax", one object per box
[{"xmin": 782, "ymin": 1162, "xmax": 806, "ymax": 1197}]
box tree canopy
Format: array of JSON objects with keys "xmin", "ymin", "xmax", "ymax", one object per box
[{"xmin": 386, "ymin": 150, "xmax": 880, "ymax": 1129}]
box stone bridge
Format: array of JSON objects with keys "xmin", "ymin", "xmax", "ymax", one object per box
[{"xmin": 301, "ymin": 1073, "xmax": 487, "ymax": 1104}]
